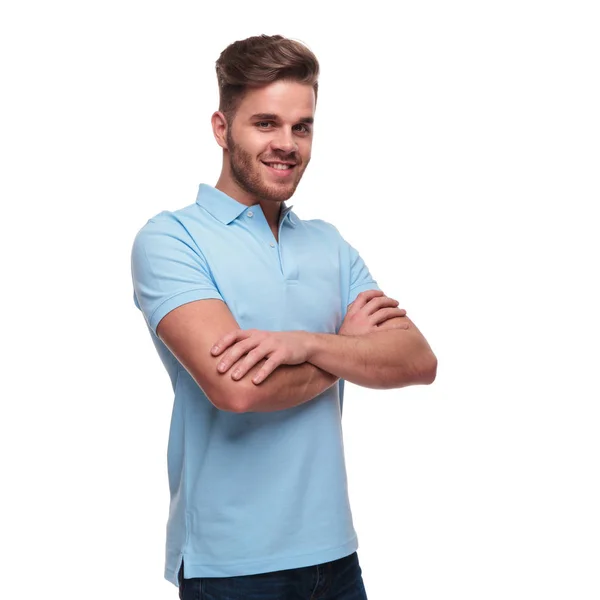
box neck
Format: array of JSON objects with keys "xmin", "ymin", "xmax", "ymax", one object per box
[{"xmin": 215, "ymin": 170, "xmax": 283, "ymax": 232}]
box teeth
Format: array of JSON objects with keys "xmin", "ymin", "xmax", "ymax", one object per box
[{"xmin": 266, "ymin": 163, "xmax": 292, "ymax": 170}]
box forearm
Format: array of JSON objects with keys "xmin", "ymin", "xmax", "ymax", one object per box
[
  {"xmin": 306, "ymin": 325, "xmax": 437, "ymax": 389},
  {"xmin": 241, "ymin": 358, "xmax": 339, "ymax": 413}
]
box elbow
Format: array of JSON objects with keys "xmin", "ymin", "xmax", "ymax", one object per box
[
  {"xmin": 419, "ymin": 352, "xmax": 438, "ymax": 385},
  {"xmin": 379, "ymin": 353, "xmax": 437, "ymax": 390},
  {"xmin": 211, "ymin": 397, "xmax": 245, "ymax": 413},
  {"xmin": 183, "ymin": 362, "xmax": 257, "ymax": 413},
  {"xmin": 390, "ymin": 351, "xmax": 437, "ymax": 388},
  {"xmin": 213, "ymin": 381, "xmax": 258, "ymax": 413}
]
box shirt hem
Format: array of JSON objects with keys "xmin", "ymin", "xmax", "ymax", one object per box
[{"xmin": 164, "ymin": 535, "xmax": 359, "ymax": 587}]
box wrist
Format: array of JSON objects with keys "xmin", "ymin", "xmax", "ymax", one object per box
[
  {"xmin": 304, "ymin": 331, "xmax": 337, "ymax": 364},
  {"xmin": 303, "ymin": 331, "xmax": 319, "ymax": 362}
]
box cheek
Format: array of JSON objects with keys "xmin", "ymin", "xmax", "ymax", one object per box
[
  {"xmin": 245, "ymin": 131, "xmax": 264, "ymax": 149},
  {"xmin": 300, "ymin": 140, "xmax": 312, "ymax": 161},
  {"xmin": 234, "ymin": 129, "xmax": 267, "ymax": 157},
  {"xmin": 255, "ymin": 141, "xmax": 276, "ymax": 162},
  {"xmin": 301, "ymin": 150, "xmax": 311, "ymax": 168}
]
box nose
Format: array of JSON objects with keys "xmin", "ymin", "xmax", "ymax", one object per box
[{"xmin": 270, "ymin": 129, "xmax": 298, "ymax": 154}]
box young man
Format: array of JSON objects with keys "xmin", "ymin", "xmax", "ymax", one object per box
[{"xmin": 131, "ymin": 34, "xmax": 437, "ymax": 600}]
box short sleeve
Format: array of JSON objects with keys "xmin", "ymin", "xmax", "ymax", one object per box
[
  {"xmin": 131, "ymin": 217, "xmax": 224, "ymax": 334},
  {"xmin": 319, "ymin": 220, "xmax": 382, "ymax": 307},
  {"xmin": 346, "ymin": 241, "xmax": 381, "ymax": 305}
]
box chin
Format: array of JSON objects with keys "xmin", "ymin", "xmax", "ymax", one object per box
[
  {"xmin": 257, "ymin": 180, "xmax": 298, "ymax": 202},
  {"xmin": 262, "ymin": 189, "xmax": 294, "ymax": 203}
]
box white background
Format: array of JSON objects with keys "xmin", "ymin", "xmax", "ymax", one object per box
[{"xmin": 1, "ymin": 1, "xmax": 599, "ymax": 598}]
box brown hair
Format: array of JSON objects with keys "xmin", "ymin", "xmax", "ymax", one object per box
[{"xmin": 215, "ymin": 34, "xmax": 319, "ymax": 122}]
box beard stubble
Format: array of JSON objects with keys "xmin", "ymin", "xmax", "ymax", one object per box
[{"xmin": 226, "ymin": 129, "xmax": 307, "ymax": 203}]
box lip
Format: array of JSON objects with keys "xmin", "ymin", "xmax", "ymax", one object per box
[{"xmin": 261, "ymin": 161, "xmax": 296, "ymax": 178}]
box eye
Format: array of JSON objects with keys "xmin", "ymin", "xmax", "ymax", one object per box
[
  {"xmin": 293, "ymin": 123, "xmax": 311, "ymax": 134},
  {"xmin": 256, "ymin": 121, "xmax": 273, "ymax": 129}
]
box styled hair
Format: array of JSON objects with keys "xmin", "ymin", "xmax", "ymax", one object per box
[{"xmin": 215, "ymin": 34, "xmax": 319, "ymax": 122}]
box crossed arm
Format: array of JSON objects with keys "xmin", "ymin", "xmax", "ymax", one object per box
[
  {"xmin": 157, "ymin": 290, "xmax": 437, "ymax": 413},
  {"xmin": 212, "ymin": 316, "xmax": 436, "ymax": 397}
]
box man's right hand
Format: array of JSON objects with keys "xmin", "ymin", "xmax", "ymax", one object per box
[{"xmin": 338, "ymin": 290, "xmax": 409, "ymax": 336}]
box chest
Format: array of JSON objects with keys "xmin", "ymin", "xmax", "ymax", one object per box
[{"xmin": 202, "ymin": 225, "xmax": 344, "ymax": 333}]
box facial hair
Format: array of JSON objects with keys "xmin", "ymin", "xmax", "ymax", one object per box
[{"xmin": 226, "ymin": 128, "xmax": 308, "ymax": 203}]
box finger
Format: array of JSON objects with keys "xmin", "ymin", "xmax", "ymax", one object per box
[
  {"xmin": 231, "ymin": 346, "xmax": 271, "ymax": 380},
  {"xmin": 377, "ymin": 321, "xmax": 410, "ymax": 331},
  {"xmin": 251, "ymin": 354, "xmax": 283, "ymax": 385},
  {"xmin": 211, "ymin": 329, "xmax": 249, "ymax": 356},
  {"xmin": 217, "ymin": 338, "xmax": 259, "ymax": 373},
  {"xmin": 364, "ymin": 296, "xmax": 400, "ymax": 316},
  {"xmin": 377, "ymin": 317, "xmax": 410, "ymax": 331},
  {"xmin": 348, "ymin": 290, "xmax": 384, "ymax": 312},
  {"xmin": 372, "ymin": 307, "xmax": 407, "ymax": 326}
]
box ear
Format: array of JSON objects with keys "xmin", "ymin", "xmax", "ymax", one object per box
[{"xmin": 211, "ymin": 111, "xmax": 228, "ymax": 149}]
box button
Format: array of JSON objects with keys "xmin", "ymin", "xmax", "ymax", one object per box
[
  {"xmin": 269, "ymin": 242, "xmax": 275, "ymax": 248},
  {"xmin": 247, "ymin": 211, "xmax": 254, "ymax": 218}
]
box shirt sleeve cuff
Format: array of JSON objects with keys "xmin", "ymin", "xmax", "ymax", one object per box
[
  {"xmin": 149, "ymin": 288, "xmax": 224, "ymax": 334},
  {"xmin": 347, "ymin": 282, "xmax": 381, "ymax": 306}
]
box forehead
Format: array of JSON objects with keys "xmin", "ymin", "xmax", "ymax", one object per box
[{"xmin": 236, "ymin": 80, "xmax": 315, "ymax": 121}]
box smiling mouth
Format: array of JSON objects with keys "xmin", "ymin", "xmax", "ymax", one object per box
[{"xmin": 261, "ymin": 161, "xmax": 296, "ymax": 171}]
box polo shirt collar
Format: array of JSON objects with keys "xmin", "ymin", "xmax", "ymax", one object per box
[{"xmin": 196, "ymin": 184, "xmax": 295, "ymax": 226}]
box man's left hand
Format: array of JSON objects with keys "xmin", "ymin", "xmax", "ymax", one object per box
[{"xmin": 210, "ymin": 329, "xmax": 311, "ymax": 385}]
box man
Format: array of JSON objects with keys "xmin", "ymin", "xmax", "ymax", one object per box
[{"xmin": 131, "ymin": 34, "xmax": 437, "ymax": 600}]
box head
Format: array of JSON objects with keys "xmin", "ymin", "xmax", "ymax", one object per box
[{"xmin": 212, "ymin": 35, "xmax": 319, "ymax": 204}]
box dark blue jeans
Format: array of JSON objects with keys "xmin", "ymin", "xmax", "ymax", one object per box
[{"xmin": 178, "ymin": 552, "xmax": 368, "ymax": 599}]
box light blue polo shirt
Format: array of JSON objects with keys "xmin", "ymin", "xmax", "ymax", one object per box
[{"xmin": 131, "ymin": 183, "xmax": 381, "ymax": 586}]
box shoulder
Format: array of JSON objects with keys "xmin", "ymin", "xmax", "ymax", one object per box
[
  {"xmin": 132, "ymin": 202, "xmax": 200, "ymax": 248},
  {"xmin": 131, "ymin": 203, "xmax": 211, "ymax": 275},
  {"xmin": 296, "ymin": 216, "xmax": 344, "ymax": 241}
]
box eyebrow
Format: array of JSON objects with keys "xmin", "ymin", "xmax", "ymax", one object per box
[{"xmin": 250, "ymin": 113, "xmax": 314, "ymax": 125}]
